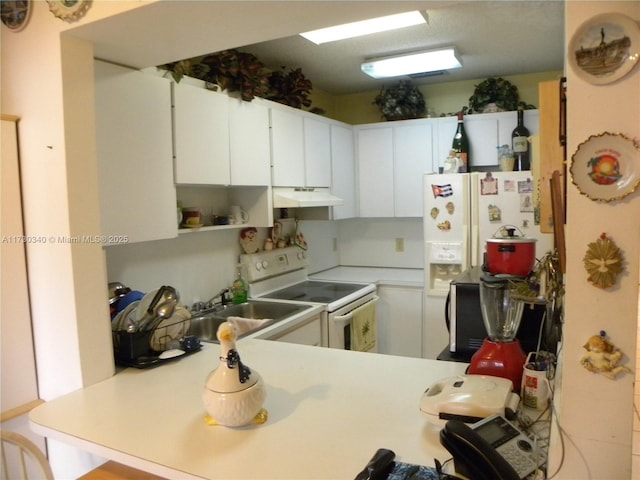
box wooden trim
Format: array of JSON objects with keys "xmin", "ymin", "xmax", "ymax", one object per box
[
  {"xmin": 1, "ymin": 114, "xmax": 20, "ymax": 122},
  {"xmin": 0, "ymin": 399, "xmax": 44, "ymax": 423}
]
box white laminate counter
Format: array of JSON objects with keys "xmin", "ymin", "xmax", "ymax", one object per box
[
  {"xmin": 310, "ymin": 266, "xmax": 424, "ymax": 288},
  {"xmin": 30, "ymin": 340, "xmax": 467, "ymax": 480}
]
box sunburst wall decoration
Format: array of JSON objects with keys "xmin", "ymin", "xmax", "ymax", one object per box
[{"xmin": 583, "ymin": 233, "xmax": 624, "ymax": 289}]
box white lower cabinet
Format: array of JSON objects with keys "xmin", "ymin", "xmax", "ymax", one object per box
[
  {"xmin": 95, "ymin": 61, "xmax": 177, "ymax": 244},
  {"xmin": 377, "ymin": 285, "xmax": 423, "ymax": 358},
  {"xmin": 270, "ymin": 316, "xmax": 322, "ymax": 346}
]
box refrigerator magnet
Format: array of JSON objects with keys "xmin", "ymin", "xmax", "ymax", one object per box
[
  {"xmin": 480, "ymin": 173, "xmax": 498, "ymax": 195},
  {"xmin": 437, "ymin": 220, "xmax": 451, "ymax": 231},
  {"xmin": 446, "ymin": 202, "xmax": 455, "ymax": 215},
  {"xmin": 430, "ymin": 207, "xmax": 439, "ymax": 219},
  {"xmin": 488, "ymin": 205, "xmax": 501, "ymax": 222}
]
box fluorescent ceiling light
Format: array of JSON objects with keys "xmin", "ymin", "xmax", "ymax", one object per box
[
  {"xmin": 300, "ymin": 11, "xmax": 426, "ymax": 45},
  {"xmin": 361, "ymin": 47, "xmax": 462, "ymax": 78}
]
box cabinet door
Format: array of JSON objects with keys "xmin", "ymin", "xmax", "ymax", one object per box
[
  {"xmin": 270, "ymin": 317, "xmax": 322, "ymax": 346},
  {"xmin": 229, "ymin": 98, "xmax": 271, "ymax": 186},
  {"xmin": 95, "ymin": 61, "xmax": 177, "ymax": 244},
  {"xmin": 377, "ymin": 285, "xmax": 423, "ymax": 358},
  {"xmin": 331, "ymin": 124, "xmax": 357, "ymax": 219},
  {"xmin": 270, "ymin": 108, "xmax": 304, "ymax": 186},
  {"xmin": 394, "ymin": 123, "xmax": 434, "ymax": 217},
  {"xmin": 357, "ymin": 127, "xmax": 394, "ymax": 217},
  {"xmin": 173, "ymin": 82, "xmax": 230, "ymax": 185},
  {"xmin": 304, "ymin": 117, "xmax": 331, "ymax": 187},
  {"xmin": 435, "ymin": 114, "xmax": 499, "ymax": 170}
]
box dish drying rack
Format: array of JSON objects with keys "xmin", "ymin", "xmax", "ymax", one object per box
[{"xmin": 112, "ymin": 315, "xmax": 193, "ymax": 366}]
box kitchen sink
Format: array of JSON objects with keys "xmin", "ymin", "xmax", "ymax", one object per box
[{"xmin": 189, "ymin": 301, "xmax": 311, "ymax": 343}]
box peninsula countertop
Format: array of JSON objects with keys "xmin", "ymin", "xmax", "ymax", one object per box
[{"xmin": 30, "ymin": 340, "xmax": 467, "ymax": 480}]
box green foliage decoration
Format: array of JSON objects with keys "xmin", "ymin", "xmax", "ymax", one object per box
[
  {"xmin": 468, "ymin": 77, "xmax": 536, "ymax": 113},
  {"xmin": 373, "ymin": 80, "xmax": 426, "ymax": 121},
  {"xmin": 160, "ymin": 49, "xmax": 313, "ymax": 109}
]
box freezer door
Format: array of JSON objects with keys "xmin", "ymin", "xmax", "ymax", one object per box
[{"xmin": 423, "ymin": 173, "xmax": 472, "ymax": 296}]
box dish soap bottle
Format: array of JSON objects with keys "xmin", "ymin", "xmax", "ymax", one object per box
[{"xmin": 232, "ymin": 265, "xmax": 247, "ymax": 304}]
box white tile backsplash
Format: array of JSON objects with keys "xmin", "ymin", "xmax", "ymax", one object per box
[
  {"xmin": 105, "ymin": 229, "xmax": 243, "ymax": 307},
  {"xmin": 337, "ymin": 218, "xmax": 424, "ymax": 269},
  {"xmin": 105, "ymin": 218, "xmax": 425, "ymax": 307}
]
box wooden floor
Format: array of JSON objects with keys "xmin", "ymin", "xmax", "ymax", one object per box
[{"xmin": 78, "ymin": 461, "xmax": 167, "ymax": 480}]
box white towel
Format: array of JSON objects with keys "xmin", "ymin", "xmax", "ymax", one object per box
[
  {"xmin": 351, "ymin": 301, "xmax": 377, "ymax": 352},
  {"xmin": 228, "ymin": 316, "xmax": 272, "ymax": 336}
]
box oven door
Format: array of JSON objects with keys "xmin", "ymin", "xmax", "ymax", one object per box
[{"xmin": 328, "ymin": 294, "xmax": 379, "ymax": 351}]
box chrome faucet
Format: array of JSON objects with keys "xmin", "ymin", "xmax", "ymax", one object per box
[{"xmin": 192, "ymin": 288, "xmax": 231, "ymax": 312}]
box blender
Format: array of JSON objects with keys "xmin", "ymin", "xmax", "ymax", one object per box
[{"xmin": 467, "ymin": 274, "xmax": 527, "ymax": 391}]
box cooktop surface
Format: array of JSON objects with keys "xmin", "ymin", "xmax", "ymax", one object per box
[{"xmin": 261, "ymin": 281, "xmax": 368, "ymax": 304}]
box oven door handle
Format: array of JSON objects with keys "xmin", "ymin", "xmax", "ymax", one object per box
[{"xmin": 332, "ymin": 296, "xmax": 379, "ymax": 328}]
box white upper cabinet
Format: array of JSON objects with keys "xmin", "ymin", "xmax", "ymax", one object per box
[
  {"xmin": 394, "ymin": 122, "xmax": 434, "ymax": 217},
  {"xmin": 433, "ymin": 110, "xmax": 539, "ymax": 172},
  {"xmin": 228, "ymin": 97, "xmax": 271, "ymax": 186},
  {"xmin": 357, "ymin": 126, "xmax": 394, "ymax": 217},
  {"xmin": 357, "ymin": 112, "xmax": 540, "ymax": 218},
  {"xmin": 303, "ymin": 116, "xmax": 331, "ymax": 187},
  {"xmin": 330, "ymin": 124, "xmax": 357, "ymax": 219},
  {"xmin": 270, "ymin": 107, "xmax": 305, "ymax": 186},
  {"xmin": 172, "ymin": 80, "xmax": 230, "ymax": 185},
  {"xmin": 270, "ymin": 106, "xmax": 332, "ymax": 188},
  {"xmin": 356, "ymin": 120, "xmax": 434, "ymax": 218},
  {"xmin": 95, "ymin": 61, "xmax": 177, "ymax": 244}
]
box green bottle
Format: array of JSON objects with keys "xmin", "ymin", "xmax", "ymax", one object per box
[{"xmin": 232, "ymin": 265, "xmax": 248, "ymax": 304}]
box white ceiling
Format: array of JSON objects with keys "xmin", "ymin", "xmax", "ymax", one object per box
[
  {"xmin": 240, "ymin": 1, "xmax": 566, "ymax": 95},
  {"xmin": 73, "ymin": 1, "xmax": 565, "ymax": 96}
]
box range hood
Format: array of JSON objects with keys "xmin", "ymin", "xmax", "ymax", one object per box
[{"xmin": 273, "ymin": 187, "xmax": 344, "ymax": 208}]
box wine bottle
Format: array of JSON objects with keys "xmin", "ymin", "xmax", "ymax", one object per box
[
  {"xmin": 451, "ymin": 111, "xmax": 470, "ymax": 172},
  {"xmin": 511, "ymin": 107, "xmax": 530, "ymax": 171}
]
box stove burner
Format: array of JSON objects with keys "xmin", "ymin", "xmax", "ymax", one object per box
[
  {"xmin": 261, "ymin": 280, "xmax": 371, "ymax": 305},
  {"xmin": 309, "ymin": 296, "xmax": 333, "ymax": 303}
]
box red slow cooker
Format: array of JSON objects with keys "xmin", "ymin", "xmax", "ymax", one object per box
[{"xmin": 485, "ymin": 226, "xmax": 537, "ymax": 277}]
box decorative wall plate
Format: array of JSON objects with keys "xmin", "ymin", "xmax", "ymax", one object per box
[
  {"xmin": 569, "ymin": 13, "xmax": 640, "ymax": 85},
  {"xmin": 47, "ymin": 0, "xmax": 91, "ymax": 22},
  {"xmin": 570, "ymin": 132, "xmax": 640, "ymax": 202},
  {"xmin": 1, "ymin": 0, "xmax": 32, "ymax": 31}
]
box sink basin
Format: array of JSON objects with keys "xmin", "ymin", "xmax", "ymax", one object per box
[{"xmin": 189, "ymin": 301, "xmax": 311, "ymax": 343}]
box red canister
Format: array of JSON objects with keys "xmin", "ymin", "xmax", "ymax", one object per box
[{"xmin": 485, "ymin": 227, "xmax": 537, "ymax": 276}]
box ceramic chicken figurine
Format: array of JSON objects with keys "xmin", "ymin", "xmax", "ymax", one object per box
[{"xmin": 203, "ymin": 322, "xmax": 267, "ymax": 427}]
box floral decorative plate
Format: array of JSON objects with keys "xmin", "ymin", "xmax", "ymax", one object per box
[
  {"xmin": 46, "ymin": 0, "xmax": 91, "ymax": 22},
  {"xmin": 570, "ymin": 132, "xmax": 640, "ymax": 202},
  {"xmin": 1, "ymin": 0, "xmax": 32, "ymax": 31},
  {"xmin": 568, "ymin": 13, "xmax": 640, "ymax": 85}
]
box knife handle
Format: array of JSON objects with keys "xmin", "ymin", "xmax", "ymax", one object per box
[{"xmin": 354, "ymin": 448, "xmax": 395, "ymax": 480}]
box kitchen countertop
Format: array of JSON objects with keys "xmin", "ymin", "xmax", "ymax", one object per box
[
  {"xmin": 310, "ymin": 266, "xmax": 424, "ymax": 288},
  {"xmin": 30, "ymin": 340, "xmax": 467, "ymax": 479}
]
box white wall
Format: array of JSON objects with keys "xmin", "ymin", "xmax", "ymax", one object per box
[
  {"xmin": 548, "ymin": 2, "xmax": 640, "ymax": 479},
  {"xmin": 106, "ymin": 230, "xmax": 242, "ymax": 308}
]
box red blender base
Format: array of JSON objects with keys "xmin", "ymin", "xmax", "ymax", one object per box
[{"xmin": 468, "ymin": 338, "xmax": 527, "ymax": 391}]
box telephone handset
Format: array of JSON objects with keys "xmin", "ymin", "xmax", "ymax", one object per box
[{"xmin": 440, "ymin": 415, "xmax": 544, "ymax": 480}]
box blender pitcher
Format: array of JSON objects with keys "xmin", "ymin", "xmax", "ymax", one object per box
[
  {"xmin": 467, "ymin": 274, "xmax": 527, "ymax": 391},
  {"xmin": 479, "ymin": 276, "xmax": 525, "ymax": 342}
]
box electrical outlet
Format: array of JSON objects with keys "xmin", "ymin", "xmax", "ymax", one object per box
[{"xmin": 395, "ymin": 238, "xmax": 404, "ymax": 252}]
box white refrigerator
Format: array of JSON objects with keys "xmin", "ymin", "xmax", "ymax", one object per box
[{"xmin": 422, "ymin": 171, "xmax": 554, "ymax": 359}]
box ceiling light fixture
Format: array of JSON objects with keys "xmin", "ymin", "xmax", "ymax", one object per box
[
  {"xmin": 300, "ymin": 11, "xmax": 426, "ymax": 45},
  {"xmin": 360, "ymin": 47, "xmax": 462, "ymax": 79}
]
